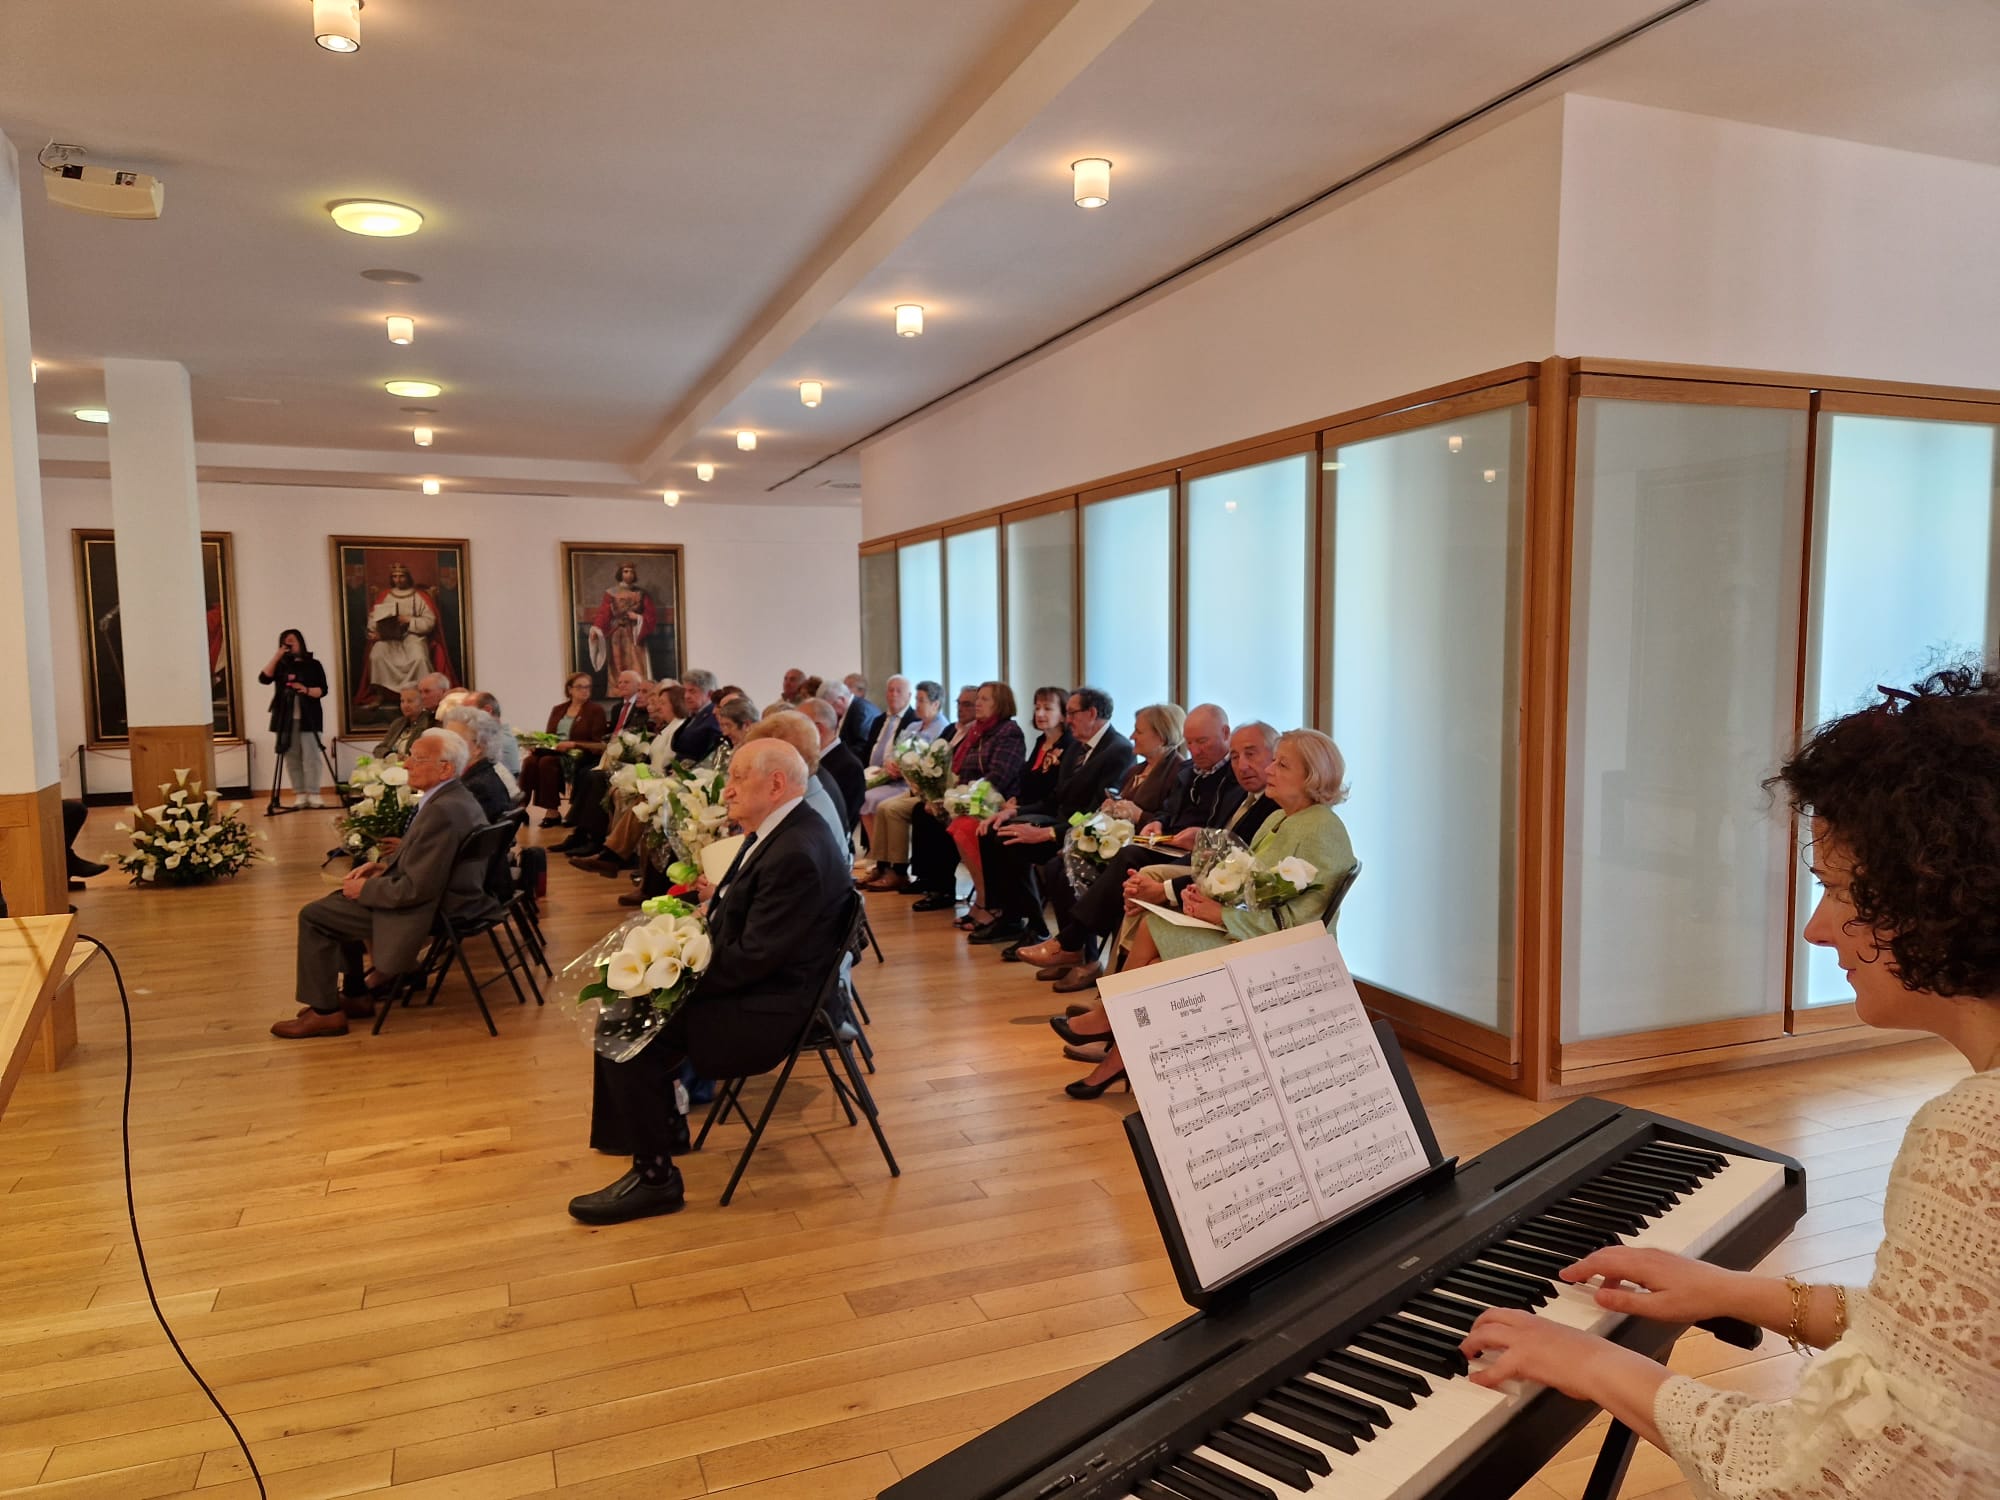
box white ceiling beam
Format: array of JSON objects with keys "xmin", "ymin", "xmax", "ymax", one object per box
[{"xmin": 634, "ymin": 0, "xmax": 1156, "ymax": 487}]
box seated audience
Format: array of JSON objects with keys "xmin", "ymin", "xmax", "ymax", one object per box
[
  {"xmin": 1054, "ymin": 728, "xmax": 1353, "ymax": 1096},
  {"xmin": 371, "ymin": 683, "xmax": 430, "ymax": 758},
  {"xmin": 745, "ymin": 711, "xmax": 847, "ymax": 849},
  {"xmin": 856, "ymin": 677, "xmax": 937, "ymax": 876},
  {"xmin": 273, "ymin": 729, "xmax": 491, "ymax": 1039},
  {"xmin": 780, "ymin": 666, "xmax": 807, "ymax": 704},
  {"xmin": 837, "ymin": 672, "xmax": 882, "ymax": 759},
  {"xmin": 858, "ymin": 683, "xmax": 976, "ymax": 892},
  {"xmin": 1105, "ymin": 702, "xmax": 1188, "ymax": 830},
  {"xmin": 669, "ymin": 669, "xmax": 722, "ymax": 763},
  {"xmin": 648, "ymin": 680, "xmax": 687, "ymax": 760},
  {"xmin": 571, "ymin": 740, "xmax": 853, "ymax": 1224},
  {"xmin": 908, "ymin": 681, "xmax": 1028, "ymax": 920},
  {"xmin": 440, "ymin": 706, "xmax": 516, "ymax": 823},
  {"xmin": 466, "ymin": 690, "xmax": 521, "ymax": 780},
  {"xmin": 715, "ymin": 691, "xmax": 759, "ymax": 751},
  {"xmin": 804, "ymin": 693, "xmax": 867, "ymax": 832},
  {"xmin": 1465, "ymin": 668, "xmax": 2000, "ymax": 1499},
  {"xmin": 554, "ymin": 670, "xmax": 653, "ymax": 857},
  {"xmin": 524, "ymin": 672, "xmax": 607, "ymax": 827},
  {"xmin": 972, "ymin": 686, "xmax": 1134, "ymax": 947}
]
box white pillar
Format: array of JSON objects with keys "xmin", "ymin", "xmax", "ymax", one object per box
[{"xmin": 103, "ymin": 357, "xmax": 215, "ymax": 794}]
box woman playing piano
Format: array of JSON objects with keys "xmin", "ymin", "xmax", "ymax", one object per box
[{"xmin": 1463, "ymin": 666, "xmax": 2000, "ymax": 1499}]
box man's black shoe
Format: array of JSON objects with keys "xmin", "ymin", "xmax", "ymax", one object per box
[
  {"xmin": 568, "ymin": 1166, "xmax": 686, "ymax": 1225},
  {"xmin": 553, "ymin": 832, "xmax": 595, "ymax": 854},
  {"xmin": 968, "ymin": 919, "xmax": 1028, "ymax": 945},
  {"xmin": 910, "ymin": 892, "xmax": 957, "ymax": 912},
  {"xmin": 68, "ymin": 856, "xmax": 108, "ymax": 879}
]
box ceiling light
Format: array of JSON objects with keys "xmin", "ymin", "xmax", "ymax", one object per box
[
  {"xmin": 1072, "ymin": 158, "xmax": 1112, "ymax": 208},
  {"xmin": 736, "ymin": 429, "xmax": 757, "ymax": 451},
  {"xmin": 696, "ymin": 463, "xmax": 714, "ymax": 482},
  {"xmin": 330, "ymin": 199, "xmax": 422, "ymax": 237},
  {"xmin": 799, "ymin": 380, "xmax": 823, "ymax": 409},
  {"xmin": 1447, "ymin": 434, "xmax": 1463, "ymax": 454},
  {"xmin": 413, "ymin": 427, "xmax": 433, "ymax": 447},
  {"xmin": 386, "ymin": 315, "xmax": 415, "ymax": 345},
  {"xmin": 384, "ymin": 379, "xmax": 440, "ymax": 398},
  {"xmin": 312, "ymin": 0, "xmax": 363, "ymax": 52},
  {"xmin": 1320, "ymin": 460, "xmax": 1343, "ymax": 471},
  {"xmin": 74, "ymin": 407, "xmax": 109, "ymax": 424},
  {"xmin": 894, "ymin": 303, "xmax": 923, "ymax": 338},
  {"xmin": 662, "ymin": 490, "xmax": 680, "ymax": 508},
  {"xmin": 1483, "ymin": 468, "xmax": 1498, "ymax": 484},
  {"xmin": 421, "ymin": 479, "xmax": 440, "ymax": 496},
  {"xmin": 30, "ymin": 361, "xmax": 37, "ymax": 384}
]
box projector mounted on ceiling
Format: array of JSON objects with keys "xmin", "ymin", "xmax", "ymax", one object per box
[{"xmin": 39, "ymin": 143, "xmax": 164, "ymax": 220}]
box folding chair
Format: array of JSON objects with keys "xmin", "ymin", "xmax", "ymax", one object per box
[
  {"xmin": 373, "ymin": 823, "xmax": 540, "ymax": 1036},
  {"xmin": 1322, "ymin": 860, "xmax": 1362, "ymax": 928},
  {"xmin": 694, "ymin": 893, "xmax": 898, "ymax": 1205}
]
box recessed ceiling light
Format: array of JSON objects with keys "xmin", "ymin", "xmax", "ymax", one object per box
[
  {"xmin": 421, "ymin": 479, "xmax": 440, "ymax": 496},
  {"xmin": 74, "ymin": 407, "xmax": 109, "ymax": 424},
  {"xmin": 662, "ymin": 490, "xmax": 680, "ymax": 508},
  {"xmin": 384, "ymin": 379, "xmax": 441, "ymax": 398},
  {"xmin": 413, "ymin": 427, "xmax": 433, "ymax": 447},
  {"xmin": 1447, "ymin": 434, "xmax": 1463, "ymax": 454},
  {"xmin": 330, "ymin": 199, "xmax": 423, "ymax": 237},
  {"xmin": 894, "ymin": 304, "xmax": 923, "ymax": 338},
  {"xmin": 799, "ymin": 380, "xmax": 822, "ymax": 408},
  {"xmin": 696, "ymin": 463, "xmax": 714, "ymax": 483},
  {"xmin": 312, "ymin": 0, "xmax": 363, "ymax": 52},
  {"xmin": 1072, "ymin": 157, "xmax": 1112, "ymax": 209},
  {"xmin": 361, "ymin": 268, "xmax": 422, "ymax": 285},
  {"xmin": 386, "ymin": 315, "xmax": 415, "ymax": 345},
  {"xmin": 736, "ymin": 429, "xmax": 757, "ymax": 451},
  {"xmin": 1483, "ymin": 468, "xmax": 1498, "ymax": 483}
]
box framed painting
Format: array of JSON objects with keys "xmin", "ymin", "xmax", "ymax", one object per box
[
  {"xmin": 73, "ymin": 529, "xmax": 242, "ymax": 745},
  {"xmin": 329, "ymin": 537, "xmax": 473, "ymax": 736},
  {"xmin": 560, "ymin": 542, "xmax": 684, "ymax": 697}
]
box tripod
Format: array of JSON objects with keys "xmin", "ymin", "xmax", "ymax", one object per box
[{"xmin": 266, "ymin": 691, "xmax": 341, "ymax": 817}]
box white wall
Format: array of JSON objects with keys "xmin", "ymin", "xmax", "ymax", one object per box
[
  {"xmin": 41, "ymin": 477, "xmax": 861, "ymax": 796},
  {"xmin": 860, "ymin": 98, "xmax": 1567, "ymax": 538},
  {"xmin": 1554, "ymin": 95, "xmax": 2000, "ymax": 389}
]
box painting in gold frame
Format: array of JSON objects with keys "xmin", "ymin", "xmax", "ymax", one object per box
[
  {"xmin": 329, "ymin": 537, "xmax": 473, "ymax": 736},
  {"xmin": 72, "ymin": 529, "xmax": 243, "ymax": 745},
  {"xmin": 559, "ymin": 542, "xmax": 685, "ymax": 699}
]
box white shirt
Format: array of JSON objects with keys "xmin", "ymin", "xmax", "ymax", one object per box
[{"xmin": 1082, "ymin": 722, "xmax": 1110, "ymax": 756}]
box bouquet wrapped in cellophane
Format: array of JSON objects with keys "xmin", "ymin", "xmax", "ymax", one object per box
[
  {"xmin": 109, "ymin": 771, "xmax": 266, "ymax": 886},
  {"xmin": 1061, "ymin": 808, "xmax": 1137, "ymax": 894},
  {"xmin": 1199, "ymin": 846, "xmax": 1320, "ymax": 911},
  {"xmin": 894, "ymin": 736, "xmax": 954, "ymax": 803},
  {"xmin": 941, "ymin": 778, "xmax": 1001, "ymax": 819},
  {"xmin": 656, "ymin": 762, "xmax": 732, "ymax": 867},
  {"xmin": 335, "ymin": 756, "xmax": 418, "ymax": 861},
  {"xmin": 556, "ymin": 894, "xmax": 714, "ymax": 1061}
]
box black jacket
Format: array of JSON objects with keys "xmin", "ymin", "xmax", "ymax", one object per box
[
  {"xmin": 1156, "ymin": 757, "xmax": 1247, "ymax": 834},
  {"xmin": 839, "ymin": 696, "xmax": 883, "ymax": 760},
  {"xmin": 1015, "ymin": 728, "xmax": 1077, "ymax": 816},
  {"xmin": 818, "ymin": 741, "xmax": 867, "ymax": 830},
  {"xmin": 671, "ymin": 703, "xmax": 721, "ymax": 764},
  {"xmin": 1053, "ymin": 727, "xmax": 1136, "ymax": 825},
  {"xmin": 259, "ymin": 653, "xmax": 328, "ymax": 736}
]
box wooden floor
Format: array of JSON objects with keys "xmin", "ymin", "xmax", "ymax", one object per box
[{"xmin": 0, "ymin": 807, "xmax": 1967, "ymax": 1500}]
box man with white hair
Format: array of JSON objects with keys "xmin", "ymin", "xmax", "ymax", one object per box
[
  {"xmin": 572, "ymin": 738, "xmax": 854, "ymax": 1224},
  {"xmin": 802, "ymin": 695, "xmax": 865, "ymax": 833},
  {"xmin": 274, "ymin": 728, "xmax": 491, "ymax": 1039}
]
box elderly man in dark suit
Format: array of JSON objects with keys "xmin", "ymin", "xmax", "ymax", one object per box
[
  {"xmin": 572, "ymin": 739, "xmax": 853, "ymax": 1224},
  {"xmin": 834, "ymin": 673, "xmax": 883, "ymax": 759},
  {"xmin": 274, "ymin": 729, "xmax": 493, "ymax": 1038},
  {"xmin": 802, "ymin": 695, "xmax": 866, "ymax": 834}
]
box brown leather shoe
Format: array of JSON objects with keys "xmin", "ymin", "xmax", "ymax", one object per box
[
  {"xmin": 1034, "ymin": 963, "xmax": 1073, "ymax": 982},
  {"xmin": 1052, "ymin": 963, "xmax": 1102, "ymax": 995},
  {"xmin": 860, "ymin": 871, "xmax": 905, "ymax": 892},
  {"xmin": 618, "ymin": 889, "xmax": 645, "ymax": 907},
  {"xmin": 271, "ymin": 1010, "xmax": 349, "ymax": 1039},
  {"xmin": 573, "ymin": 853, "xmax": 627, "ymax": 878},
  {"xmin": 1015, "ymin": 938, "xmax": 1081, "ymax": 969}
]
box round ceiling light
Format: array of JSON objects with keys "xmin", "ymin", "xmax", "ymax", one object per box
[
  {"xmin": 1072, "ymin": 157, "xmax": 1112, "ymax": 209},
  {"xmin": 696, "ymin": 463, "xmax": 714, "ymax": 483},
  {"xmin": 312, "ymin": 0, "xmax": 363, "ymax": 52},
  {"xmin": 330, "ymin": 199, "xmax": 423, "ymax": 237},
  {"xmin": 74, "ymin": 407, "xmax": 109, "ymax": 424},
  {"xmin": 386, "ymin": 315, "xmax": 415, "ymax": 345},
  {"xmin": 736, "ymin": 429, "xmax": 757, "ymax": 451},
  {"xmin": 384, "ymin": 379, "xmax": 441, "ymax": 398}
]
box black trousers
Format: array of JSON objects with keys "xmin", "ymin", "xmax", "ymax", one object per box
[
  {"xmin": 979, "ymin": 821, "xmax": 1060, "ymax": 934},
  {"xmin": 1053, "ymin": 843, "xmax": 1159, "ymax": 952},
  {"xmin": 910, "ymin": 804, "xmax": 958, "ymax": 894},
  {"xmin": 589, "ymin": 999, "xmax": 807, "ymax": 1161},
  {"xmin": 571, "ymin": 767, "xmax": 613, "ymax": 843}
]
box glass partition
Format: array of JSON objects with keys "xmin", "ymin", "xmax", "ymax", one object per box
[
  {"xmin": 896, "ymin": 538, "xmax": 943, "ymax": 693},
  {"xmin": 1563, "ymin": 399, "xmax": 1808, "ymax": 1042},
  {"xmin": 859, "ymin": 550, "xmax": 899, "ymax": 705},
  {"xmin": 944, "ymin": 526, "xmax": 1001, "ymax": 691},
  {"xmin": 1186, "ymin": 454, "xmax": 1311, "ymax": 730},
  {"xmin": 1007, "ymin": 506, "xmax": 1077, "ymax": 733},
  {"xmin": 1328, "ymin": 406, "xmax": 1525, "ymax": 1034},
  {"xmin": 1796, "ymin": 410, "xmax": 1998, "ymax": 1006},
  {"xmin": 1082, "ymin": 485, "xmax": 1172, "ymax": 718}
]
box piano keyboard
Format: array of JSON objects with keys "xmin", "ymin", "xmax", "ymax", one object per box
[{"xmin": 1109, "ymin": 1140, "xmax": 1787, "ymax": 1500}]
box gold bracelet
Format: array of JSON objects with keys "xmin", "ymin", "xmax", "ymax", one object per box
[
  {"xmin": 1831, "ymin": 1284, "xmax": 1849, "ymax": 1340},
  {"xmin": 1784, "ymin": 1276, "xmax": 1811, "ymax": 1355}
]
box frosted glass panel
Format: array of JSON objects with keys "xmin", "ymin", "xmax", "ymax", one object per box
[
  {"xmin": 945, "ymin": 527, "xmax": 1000, "ymax": 690},
  {"xmin": 859, "ymin": 551, "xmax": 899, "ymax": 703},
  {"xmin": 1007, "ymin": 508, "xmax": 1077, "ymax": 734},
  {"xmin": 896, "ymin": 539, "xmax": 943, "ymax": 692},
  {"xmin": 1187, "ymin": 455, "xmax": 1310, "ymax": 729},
  {"xmin": 1082, "ymin": 486, "xmax": 1171, "ymax": 718},
  {"xmin": 1798, "ymin": 412, "xmax": 1997, "ymax": 1006},
  {"xmin": 1564, "ymin": 400, "xmax": 1807, "ymax": 1042},
  {"xmin": 1330, "ymin": 407, "xmax": 1524, "ymax": 1033}
]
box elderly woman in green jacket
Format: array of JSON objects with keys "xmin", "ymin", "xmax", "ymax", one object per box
[{"xmin": 1052, "ymin": 728, "xmax": 1355, "ymax": 1098}]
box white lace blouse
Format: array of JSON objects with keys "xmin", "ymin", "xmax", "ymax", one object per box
[{"xmin": 1654, "ymin": 1069, "xmax": 2000, "ymax": 1499}]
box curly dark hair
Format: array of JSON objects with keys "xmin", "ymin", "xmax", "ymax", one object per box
[{"xmin": 1770, "ymin": 663, "xmax": 2000, "ymax": 998}]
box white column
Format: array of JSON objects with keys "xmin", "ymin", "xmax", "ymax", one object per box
[{"xmin": 0, "ymin": 137, "xmax": 58, "ymax": 798}]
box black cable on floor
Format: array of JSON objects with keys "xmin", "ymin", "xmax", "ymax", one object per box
[{"xmin": 79, "ymin": 934, "xmax": 268, "ymax": 1498}]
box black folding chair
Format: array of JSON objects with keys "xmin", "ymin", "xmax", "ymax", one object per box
[
  {"xmin": 1322, "ymin": 860, "xmax": 1362, "ymax": 928},
  {"xmin": 694, "ymin": 894, "xmax": 897, "ymax": 1205},
  {"xmin": 373, "ymin": 823, "xmax": 540, "ymax": 1036}
]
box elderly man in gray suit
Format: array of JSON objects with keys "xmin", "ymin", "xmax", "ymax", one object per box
[{"xmin": 273, "ymin": 728, "xmax": 493, "ymax": 1038}]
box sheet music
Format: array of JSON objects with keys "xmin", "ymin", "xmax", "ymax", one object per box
[{"xmin": 1101, "ymin": 925, "xmax": 1429, "ymax": 1290}]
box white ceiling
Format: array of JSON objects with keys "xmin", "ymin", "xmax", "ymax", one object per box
[{"xmin": 8, "ymin": 0, "xmax": 1998, "ymax": 504}]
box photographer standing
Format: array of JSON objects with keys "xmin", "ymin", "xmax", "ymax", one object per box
[{"xmin": 259, "ymin": 628, "xmax": 329, "ymax": 807}]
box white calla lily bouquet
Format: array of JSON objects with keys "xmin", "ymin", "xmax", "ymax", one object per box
[
  {"xmin": 894, "ymin": 736, "xmax": 954, "ymax": 803},
  {"xmin": 1199, "ymin": 847, "xmax": 1320, "ymax": 911},
  {"xmin": 941, "ymin": 778, "xmax": 1001, "ymax": 819},
  {"xmin": 1062, "ymin": 808, "xmax": 1137, "ymax": 893},
  {"xmin": 560, "ymin": 895, "xmax": 714, "ymax": 1060},
  {"xmin": 336, "ymin": 755, "xmax": 418, "ymax": 861},
  {"xmin": 110, "ymin": 771, "xmax": 265, "ymax": 886},
  {"xmin": 657, "ymin": 763, "xmax": 733, "ymax": 866}
]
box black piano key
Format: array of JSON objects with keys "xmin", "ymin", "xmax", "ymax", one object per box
[
  {"xmin": 1225, "ymin": 1417, "xmax": 1332, "ymax": 1475},
  {"xmin": 1531, "ymin": 1214, "xmax": 1618, "ymax": 1248},
  {"xmin": 1211, "ymin": 1425, "xmax": 1315, "ymax": 1489},
  {"xmin": 1136, "ymin": 1482, "xmax": 1191, "ymax": 1500},
  {"xmin": 1155, "ymin": 1464, "xmax": 1239, "ymax": 1500},
  {"xmin": 1464, "ymin": 1255, "xmax": 1561, "ymax": 1297},
  {"xmin": 1255, "ymin": 1395, "xmax": 1360, "ymax": 1453},
  {"xmin": 1513, "ymin": 1220, "xmax": 1610, "ymax": 1256},
  {"xmin": 1314, "ymin": 1350, "xmax": 1426, "ymax": 1404},
  {"xmin": 1635, "ymin": 1141, "xmax": 1723, "ymax": 1176},
  {"xmin": 1173, "ymin": 1450, "xmax": 1277, "ymax": 1500},
  {"xmin": 1353, "ymin": 1326, "xmax": 1464, "ymax": 1379},
  {"xmin": 1407, "ymin": 1291, "xmax": 1479, "ymax": 1331},
  {"xmin": 1481, "ymin": 1242, "xmax": 1574, "ymax": 1279},
  {"xmin": 1604, "ymin": 1159, "xmax": 1698, "ymax": 1194},
  {"xmin": 1283, "ymin": 1374, "xmax": 1386, "ymax": 1431},
  {"xmin": 1547, "ymin": 1198, "xmax": 1645, "ymax": 1235},
  {"xmin": 1383, "ymin": 1313, "xmax": 1469, "ymax": 1358},
  {"xmin": 1569, "ymin": 1181, "xmax": 1666, "ymax": 1215},
  {"xmin": 1441, "ymin": 1265, "xmax": 1543, "ymax": 1308},
  {"xmin": 1596, "ymin": 1166, "xmax": 1682, "ymax": 1203}
]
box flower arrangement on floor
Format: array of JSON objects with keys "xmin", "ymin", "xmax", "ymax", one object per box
[
  {"xmin": 1199, "ymin": 848, "xmax": 1320, "ymax": 911},
  {"xmin": 560, "ymin": 894, "xmax": 714, "ymax": 1061},
  {"xmin": 942, "ymin": 778, "xmax": 1002, "ymax": 819},
  {"xmin": 336, "ymin": 755, "xmax": 418, "ymax": 861},
  {"xmin": 109, "ymin": 771, "xmax": 264, "ymax": 886},
  {"xmin": 895, "ymin": 736, "xmax": 954, "ymax": 804},
  {"xmin": 1062, "ymin": 808, "xmax": 1137, "ymax": 893}
]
